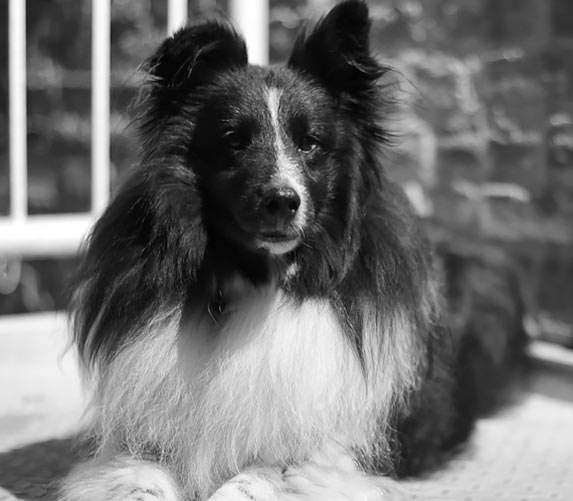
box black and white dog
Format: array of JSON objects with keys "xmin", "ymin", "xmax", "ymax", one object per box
[{"xmin": 61, "ymin": 1, "xmax": 526, "ymax": 499}]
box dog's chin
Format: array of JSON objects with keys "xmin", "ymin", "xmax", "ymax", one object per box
[
  {"xmin": 219, "ymin": 224, "xmax": 302, "ymax": 256},
  {"xmin": 255, "ymin": 234, "xmax": 301, "ymax": 255},
  {"xmin": 224, "ymin": 212, "xmax": 306, "ymax": 256}
]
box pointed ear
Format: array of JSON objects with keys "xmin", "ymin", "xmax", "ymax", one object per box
[
  {"xmin": 288, "ymin": 0, "xmax": 384, "ymax": 97},
  {"xmin": 146, "ymin": 21, "xmax": 248, "ymax": 89}
]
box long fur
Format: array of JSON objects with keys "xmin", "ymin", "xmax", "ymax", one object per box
[{"xmin": 61, "ymin": 2, "xmax": 526, "ymax": 500}]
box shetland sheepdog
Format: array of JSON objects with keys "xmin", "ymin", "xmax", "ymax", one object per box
[{"xmin": 60, "ymin": 1, "xmax": 526, "ymax": 500}]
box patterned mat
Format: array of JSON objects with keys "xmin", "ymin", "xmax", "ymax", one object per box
[{"xmin": 406, "ymin": 393, "xmax": 573, "ymax": 501}]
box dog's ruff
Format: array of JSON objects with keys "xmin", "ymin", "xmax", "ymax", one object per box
[{"xmin": 70, "ymin": 280, "xmax": 418, "ymax": 499}]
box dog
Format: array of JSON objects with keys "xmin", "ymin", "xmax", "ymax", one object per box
[{"xmin": 60, "ymin": 1, "xmax": 526, "ymax": 499}]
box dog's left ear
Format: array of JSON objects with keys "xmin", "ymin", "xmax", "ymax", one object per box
[
  {"xmin": 288, "ymin": 0, "xmax": 384, "ymax": 98},
  {"xmin": 146, "ymin": 21, "xmax": 248, "ymax": 89}
]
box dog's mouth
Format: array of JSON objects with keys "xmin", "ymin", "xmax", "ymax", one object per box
[
  {"xmin": 259, "ymin": 231, "xmax": 296, "ymax": 241},
  {"xmin": 256, "ymin": 231, "xmax": 301, "ymax": 255}
]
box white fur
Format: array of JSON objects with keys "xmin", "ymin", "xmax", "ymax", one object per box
[
  {"xmin": 59, "ymin": 457, "xmax": 181, "ymax": 501},
  {"xmin": 265, "ymin": 87, "xmax": 308, "ymax": 231},
  {"xmin": 75, "ymin": 280, "xmax": 421, "ymax": 499},
  {"xmin": 207, "ymin": 443, "xmax": 409, "ymax": 500},
  {"xmin": 61, "ymin": 445, "xmax": 409, "ymax": 501},
  {"xmin": 256, "ymin": 237, "xmax": 301, "ymax": 255}
]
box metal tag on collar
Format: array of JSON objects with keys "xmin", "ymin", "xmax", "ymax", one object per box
[{"xmin": 207, "ymin": 289, "xmax": 225, "ymax": 326}]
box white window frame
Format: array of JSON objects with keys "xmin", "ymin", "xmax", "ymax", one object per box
[{"xmin": 0, "ymin": 0, "xmax": 268, "ymax": 258}]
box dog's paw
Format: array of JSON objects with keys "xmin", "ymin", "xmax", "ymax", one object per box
[
  {"xmin": 106, "ymin": 485, "xmax": 174, "ymax": 501},
  {"xmin": 280, "ymin": 445, "xmax": 409, "ymax": 501},
  {"xmin": 207, "ymin": 468, "xmax": 283, "ymax": 501},
  {"xmin": 282, "ymin": 462, "xmax": 399, "ymax": 501},
  {"xmin": 59, "ymin": 458, "xmax": 181, "ymax": 501}
]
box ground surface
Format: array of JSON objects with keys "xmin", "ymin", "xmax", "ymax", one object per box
[{"xmin": 1, "ymin": 313, "xmax": 572, "ymax": 501}]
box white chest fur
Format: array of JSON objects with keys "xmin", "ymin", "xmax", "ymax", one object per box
[
  {"xmin": 178, "ymin": 286, "xmax": 374, "ymax": 476},
  {"xmin": 91, "ymin": 283, "xmax": 409, "ymax": 497}
]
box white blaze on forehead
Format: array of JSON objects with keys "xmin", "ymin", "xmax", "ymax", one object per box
[
  {"xmin": 265, "ymin": 87, "xmax": 308, "ymax": 229},
  {"xmin": 266, "ymin": 88, "xmax": 296, "ymax": 180}
]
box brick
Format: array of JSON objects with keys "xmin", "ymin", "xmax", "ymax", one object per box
[
  {"xmin": 388, "ymin": 116, "xmax": 438, "ymax": 187},
  {"xmin": 485, "ymin": 53, "xmax": 544, "ymax": 84},
  {"xmin": 482, "ymin": 0, "xmax": 547, "ymax": 47},
  {"xmin": 386, "ymin": 149, "xmax": 422, "ymax": 186},
  {"xmin": 485, "ymin": 87, "xmax": 546, "ymax": 140},
  {"xmin": 547, "ymin": 115, "xmax": 573, "ymax": 170},
  {"xmin": 415, "ymin": 0, "xmax": 548, "ymax": 55},
  {"xmin": 544, "ymin": 47, "xmax": 573, "ymax": 113},
  {"xmin": 481, "ymin": 54, "xmax": 547, "ymax": 137},
  {"xmin": 551, "ymin": 0, "xmax": 573, "ymax": 37},
  {"xmin": 489, "ymin": 140, "xmax": 545, "ymax": 191},
  {"xmin": 536, "ymin": 246, "xmax": 573, "ymax": 320},
  {"xmin": 545, "ymin": 114, "xmax": 573, "ymax": 217},
  {"xmin": 435, "ymin": 0, "xmax": 492, "ymax": 54},
  {"xmin": 432, "ymin": 190, "xmax": 486, "ymax": 232},
  {"xmin": 480, "ymin": 197, "xmax": 535, "ymax": 239},
  {"xmin": 436, "ymin": 145, "xmax": 484, "ymax": 188},
  {"xmin": 394, "ymin": 53, "xmax": 482, "ymax": 135},
  {"xmin": 369, "ymin": 2, "xmax": 422, "ymax": 55}
]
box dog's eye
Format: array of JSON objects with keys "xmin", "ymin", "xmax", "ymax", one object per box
[
  {"xmin": 224, "ymin": 129, "xmax": 249, "ymax": 150},
  {"xmin": 298, "ymin": 135, "xmax": 320, "ymax": 154}
]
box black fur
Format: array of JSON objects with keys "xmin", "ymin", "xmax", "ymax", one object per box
[{"xmin": 72, "ymin": 0, "xmax": 526, "ymax": 485}]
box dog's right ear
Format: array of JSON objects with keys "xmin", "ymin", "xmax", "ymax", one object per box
[
  {"xmin": 146, "ymin": 21, "xmax": 248, "ymax": 89},
  {"xmin": 288, "ymin": 1, "xmax": 384, "ymax": 100}
]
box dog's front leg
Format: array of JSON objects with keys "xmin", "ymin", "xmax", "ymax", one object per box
[
  {"xmin": 207, "ymin": 444, "xmax": 404, "ymax": 501},
  {"xmin": 59, "ymin": 456, "xmax": 182, "ymax": 501}
]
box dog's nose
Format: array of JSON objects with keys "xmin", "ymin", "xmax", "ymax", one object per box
[{"xmin": 260, "ymin": 186, "xmax": 301, "ymax": 226}]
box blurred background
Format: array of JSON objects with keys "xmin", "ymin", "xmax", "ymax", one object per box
[{"xmin": 0, "ymin": 0, "xmax": 572, "ymax": 340}]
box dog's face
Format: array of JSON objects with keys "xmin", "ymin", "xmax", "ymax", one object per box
[
  {"xmin": 139, "ymin": 1, "xmax": 386, "ymax": 259},
  {"xmin": 191, "ymin": 68, "xmax": 340, "ymax": 255}
]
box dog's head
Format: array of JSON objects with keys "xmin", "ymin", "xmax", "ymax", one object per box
[{"xmin": 139, "ymin": 0, "xmax": 389, "ymax": 258}]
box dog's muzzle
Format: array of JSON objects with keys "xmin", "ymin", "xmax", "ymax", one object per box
[
  {"xmin": 259, "ymin": 184, "xmax": 301, "ymax": 233},
  {"xmin": 253, "ymin": 182, "xmax": 304, "ymax": 255}
]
